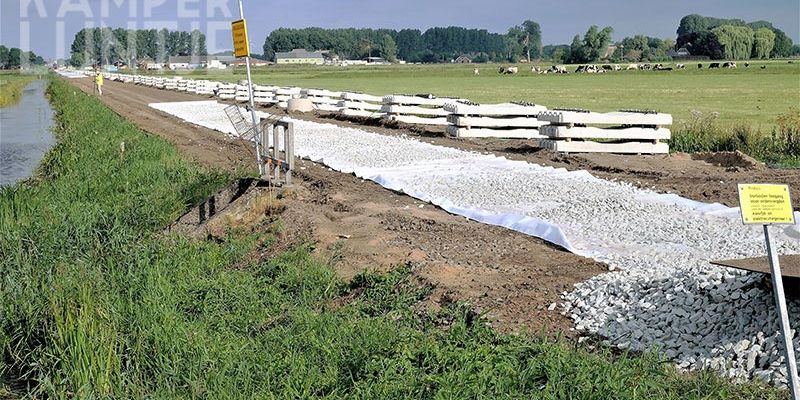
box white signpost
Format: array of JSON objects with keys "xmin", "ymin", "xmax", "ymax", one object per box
[
  {"xmin": 738, "ymin": 183, "xmax": 798, "ymax": 398},
  {"xmin": 232, "ymin": 0, "xmax": 264, "ymax": 175}
]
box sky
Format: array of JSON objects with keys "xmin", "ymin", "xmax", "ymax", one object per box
[{"xmin": 1, "ymin": 0, "xmax": 798, "ymax": 59}]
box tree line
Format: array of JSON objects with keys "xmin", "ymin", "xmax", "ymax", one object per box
[
  {"xmin": 261, "ymin": 16, "xmax": 796, "ymax": 64},
  {"xmin": 66, "ymin": 14, "xmax": 797, "ymax": 67},
  {"xmin": 0, "ymin": 46, "xmax": 45, "ymax": 69},
  {"xmin": 68, "ymin": 27, "xmax": 207, "ymax": 67},
  {"xmin": 677, "ymin": 14, "xmax": 795, "ymax": 59},
  {"xmin": 262, "ymin": 22, "xmax": 542, "ymax": 63}
]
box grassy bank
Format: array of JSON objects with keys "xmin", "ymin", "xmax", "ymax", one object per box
[
  {"xmin": 0, "ymin": 77, "xmax": 786, "ymax": 398},
  {"xmin": 671, "ymin": 107, "xmax": 800, "ymax": 167},
  {"xmin": 0, "ymin": 72, "xmax": 36, "ymax": 108}
]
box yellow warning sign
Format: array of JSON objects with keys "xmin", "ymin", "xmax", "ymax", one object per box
[
  {"xmin": 231, "ymin": 19, "xmax": 250, "ymax": 58},
  {"xmin": 738, "ymin": 184, "xmax": 795, "ymax": 225}
]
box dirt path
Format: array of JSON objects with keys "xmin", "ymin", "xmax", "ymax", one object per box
[{"xmin": 68, "ymin": 77, "xmax": 606, "ymax": 335}]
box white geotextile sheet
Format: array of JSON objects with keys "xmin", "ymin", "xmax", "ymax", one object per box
[
  {"xmin": 148, "ymin": 100, "xmax": 800, "ymax": 258},
  {"xmin": 56, "ymin": 70, "xmax": 87, "ymax": 79}
]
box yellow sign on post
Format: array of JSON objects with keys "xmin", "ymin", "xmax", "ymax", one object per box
[
  {"xmin": 737, "ymin": 184, "xmax": 795, "ymax": 225},
  {"xmin": 231, "ymin": 19, "xmax": 250, "ymax": 58}
]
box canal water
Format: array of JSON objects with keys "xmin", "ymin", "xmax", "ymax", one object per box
[{"xmin": 0, "ymin": 80, "xmax": 55, "ymax": 187}]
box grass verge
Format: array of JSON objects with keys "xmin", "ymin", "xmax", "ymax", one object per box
[
  {"xmin": 671, "ymin": 108, "xmax": 800, "ymax": 167},
  {"xmin": 0, "ymin": 76, "xmax": 787, "ymax": 398},
  {"xmin": 0, "ymin": 73, "xmax": 36, "ymax": 108}
]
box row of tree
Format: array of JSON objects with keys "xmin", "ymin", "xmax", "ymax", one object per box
[
  {"xmin": 677, "ymin": 14, "xmax": 794, "ymax": 59},
  {"xmin": 64, "ymin": 15, "xmax": 797, "ymax": 67},
  {"xmin": 261, "ymin": 17, "xmax": 796, "ymax": 64},
  {"xmin": 69, "ymin": 28, "xmax": 207, "ymax": 67},
  {"xmin": 0, "ymin": 46, "xmax": 45, "ymax": 69},
  {"xmin": 262, "ymin": 22, "xmax": 542, "ymax": 63}
]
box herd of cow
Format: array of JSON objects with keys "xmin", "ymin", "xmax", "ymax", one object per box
[{"xmin": 489, "ymin": 61, "xmax": 746, "ymax": 75}]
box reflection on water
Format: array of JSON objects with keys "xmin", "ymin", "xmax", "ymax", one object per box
[{"xmin": 0, "ymin": 79, "xmax": 55, "ymax": 186}]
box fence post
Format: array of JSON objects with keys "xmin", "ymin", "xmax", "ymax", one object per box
[
  {"xmin": 273, "ymin": 125, "xmax": 282, "ymax": 180},
  {"xmin": 285, "ymin": 123, "xmax": 294, "ymax": 185}
]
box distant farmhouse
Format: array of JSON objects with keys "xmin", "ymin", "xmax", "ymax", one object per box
[
  {"xmin": 137, "ymin": 58, "xmax": 162, "ymax": 70},
  {"xmin": 275, "ymin": 49, "xmax": 327, "ymax": 65},
  {"xmin": 666, "ymin": 47, "xmax": 692, "ymax": 60},
  {"xmin": 166, "ymin": 55, "xmax": 235, "ymax": 70},
  {"xmin": 454, "ymin": 55, "xmax": 473, "ymax": 63}
]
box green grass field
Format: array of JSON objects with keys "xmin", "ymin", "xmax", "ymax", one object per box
[
  {"xmin": 0, "ymin": 72, "xmax": 36, "ymax": 108},
  {"xmin": 163, "ymin": 60, "xmax": 800, "ymax": 128},
  {"xmin": 0, "ymin": 76, "xmax": 788, "ymax": 398}
]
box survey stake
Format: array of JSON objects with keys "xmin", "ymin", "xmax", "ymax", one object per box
[{"xmin": 738, "ymin": 183, "xmax": 798, "ymax": 398}]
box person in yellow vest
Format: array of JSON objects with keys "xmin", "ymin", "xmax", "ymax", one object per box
[{"xmin": 94, "ymin": 69, "xmax": 104, "ymax": 96}]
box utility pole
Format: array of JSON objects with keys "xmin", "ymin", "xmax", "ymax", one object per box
[{"xmin": 237, "ymin": 0, "xmax": 264, "ymax": 175}]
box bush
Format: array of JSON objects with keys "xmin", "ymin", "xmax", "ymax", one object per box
[{"xmin": 671, "ymin": 109, "xmax": 800, "ymax": 167}]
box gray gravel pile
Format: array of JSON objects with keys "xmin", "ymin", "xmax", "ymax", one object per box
[{"xmin": 150, "ymin": 101, "xmax": 800, "ymax": 387}]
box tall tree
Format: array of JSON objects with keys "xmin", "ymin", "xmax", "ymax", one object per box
[
  {"xmin": 379, "ymin": 34, "xmax": 397, "ymax": 61},
  {"xmin": 7, "ymin": 48, "xmax": 22, "ymax": 68},
  {"xmin": 69, "ymin": 28, "xmax": 88, "ymax": 67},
  {"xmin": 752, "ymin": 27, "xmax": 775, "ymax": 59},
  {"xmin": 521, "ymin": 20, "xmax": 542, "ymax": 61},
  {"xmin": 506, "ymin": 25, "xmax": 525, "ymax": 62},
  {"xmin": 0, "ymin": 46, "xmax": 8, "ymax": 68},
  {"xmin": 771, "ymin": 29, "xmax": 793, "ymax": 58},
  {"xmin": 711, "ymin": 25, "xmax": 754, "ymax": 60},
  {"xmin": 567, "ymin": 34, "xmax": 584, "ymax": 63},
  {"xmin": 395, "ymin": 29, "xmax": 423, "ymax": 61}
]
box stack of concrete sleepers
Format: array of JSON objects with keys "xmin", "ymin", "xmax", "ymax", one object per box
[
  {"xmin": 444, "ymin": 101, "xmax": 548, "ymax": 138},
  {"xmin": 338, "ymin": 92, "xmax": 384, "ymax": 118},
  {"xmin": 163, "ymin": 78, "xmax": 180, "ymax": 91},
  {"xmin": 194, "ymin": 80, "xmax": 217, "ymax": 96},
  {"xmin": 537, "ymin": 109, "xmax": 672, "ymax": 154},
  {"xmin": 185, "ymin": 79, "xmax": 198, "ymax": 93},
  {"xmin": 302, "ymin": 89, "xmax": 342, "ymax": 112},
  {"xmin": 253, "ymin": 85, "xmax": 278, "ymax": 105},
  {"xmin": 154, "ymin": 77, "xmax": 167, "ymax": 89},
  {"xmin": 176, "ymin": 79, "xmax": 189, "ymax": 91},
  {"xmin": 216, "ymin": 83, "xmax": 236, "ymax": 100},
  {"xmin": 275, "ymin": 87, "xmax": 302, "ymax": 109},
  {"xmin": 381, "ymin": 94, "xmax": 461, "ymax": 126},
  {"xmin": 234, "ymin": 85, "xmax": 250, "ymax": 102}
]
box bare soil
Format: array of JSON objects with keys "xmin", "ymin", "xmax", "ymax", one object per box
[{"xmin": 67, "ymin": 77, "xmax": 799, "ymax": 337}]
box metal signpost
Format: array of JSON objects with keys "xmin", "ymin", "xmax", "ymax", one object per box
[
  {"xmin": 738, "ymin": 183, "xmax": 798, "ymax": 399},
  {"xmin": 232, "ymin": 1, "xmax": 264, "ymax": 175}
]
